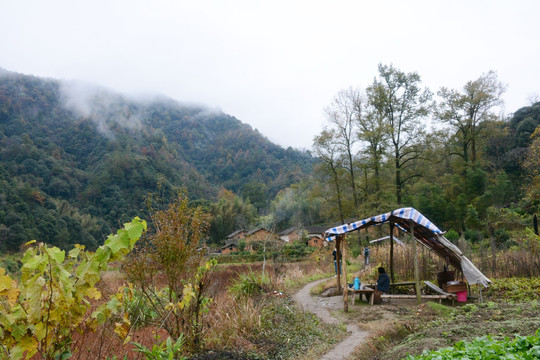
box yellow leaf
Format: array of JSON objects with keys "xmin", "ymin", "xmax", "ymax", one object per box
[
  {"xmin": 6, "ymin": 287, "xmax": 20, "ymax": 307},
  {"xmin": 86, "ymin": 287, "xmax": 102, "ymax": 300},
  {"xmin": 0, "ymin": 271, "xmax": 13, "ymax": 291},
  {"xmin": 114, "ymin": 322, "xmax": 129, "ymax": 339},
  {"xmin": 19, "ymin": 334, "xmax": 38, "ymax": 356},
  {"xmin": 35, "ymin": 322, "xmax": 46, "ymax": 341},
  {"xmin": 0, "ymin": 272, "xmax": 19, "ymax": 306}
]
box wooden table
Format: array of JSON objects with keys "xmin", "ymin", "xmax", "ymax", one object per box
[{"xmin": 348, "ymin": 287, "xmax": 375, "ymax": 305}]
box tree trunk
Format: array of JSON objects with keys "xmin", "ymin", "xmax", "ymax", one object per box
[
  {"xmin": 331, "ymin": 164, "xmax": 345, "ymax": 223},
  {"xmin": 488, "ymin": 226, "xmax": 497, "ymax": 277},
  {"xmin": 347, "ymin": 149, "xmax": 358, "ymax": 208},
  {"xmin": 395, "ymin": 157, "xmax": 402, "ymax": 205}
]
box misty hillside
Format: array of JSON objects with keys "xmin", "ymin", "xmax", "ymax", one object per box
[{"xmin": 0, "ymin": 69, "xmax": 315, "ymax": 251}]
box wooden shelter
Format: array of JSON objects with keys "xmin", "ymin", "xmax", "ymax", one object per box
[{"xmin": 324, "ymin": 207, "xmax": 491, "ymax": 310}]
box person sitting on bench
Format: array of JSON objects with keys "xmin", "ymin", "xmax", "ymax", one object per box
[{"xmin": 376, "ymin": 267, "xmax": 390, "ymax": 294}]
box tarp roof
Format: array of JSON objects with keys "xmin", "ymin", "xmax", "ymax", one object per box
[{"xmin": 324, "ymin": 207, "xmax": 491, "ymax": 287}]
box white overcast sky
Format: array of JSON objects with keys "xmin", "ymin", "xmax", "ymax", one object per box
[{"xmin": 1, "ymin": 0, "xmax": 539, "ymax": 149}]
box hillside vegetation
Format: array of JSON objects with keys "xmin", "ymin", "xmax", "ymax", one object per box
[{"xmin": 0, "ymin": 69, "xmax": 314, "ymax": 251}]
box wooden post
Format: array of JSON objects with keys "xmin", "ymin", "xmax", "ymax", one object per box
[
  {"xmin": 410, "ymin": 219, "xmax": 421, "ymax": 304},
  {"xmin": 389, "ymin": 222, "xmax": 395, "ymax": 284},
  {"xmin": 342, "ymin": 235, "xmax": 349, "ymax": 312},
  {"xmin": 335, "ymin": 237, "xmax": 342, "ymax": 294}
]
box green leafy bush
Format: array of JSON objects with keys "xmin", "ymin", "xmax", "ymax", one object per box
[
  {"xmin": 132, "ymin": 335, "xmax": 187, "ymax": 360},
  {"xmin": 445, "ymin": 229, "xmax": 459, "ymax": 242},
  {"xmin": 406, "ymin": 330, "xmax": 540, "ymax": 359},
  {"xmin": 0, "ymin": 217, "xmax": 146, "ymax": 360},
  {"xmin": 485, "ymin": 277, "xmax": 540, "ymax": 302},
  {"xmin": 229, "ymin": 270, "xmax": 270, "ymax": 298}
]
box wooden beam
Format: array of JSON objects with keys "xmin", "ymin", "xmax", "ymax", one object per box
[
  {"xmin": 341, "ymin": 235, "xmax": 349, "ymax": 312},
  {"xmin": 335, "ymin": 236, "xmax": 341, "ymax": 294},
  {"xmin": 411, "ymin": 219, "xmax": 421, "ymax": 304},
  {"xmin": 389, "ymin": 222, "xmax": 395, "ymax": 284}
]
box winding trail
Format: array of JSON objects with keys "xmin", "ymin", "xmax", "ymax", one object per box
[{"xmin": 293, "ymin": 278, "xmax": 370, "ymax": 360}]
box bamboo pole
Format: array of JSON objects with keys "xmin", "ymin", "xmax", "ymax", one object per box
[{"xmin": 411, "ymin": 219, "xmax": 421, "ymax": 304}]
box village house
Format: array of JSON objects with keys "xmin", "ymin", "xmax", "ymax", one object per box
[
  {"xmin": 304, "ymin": 226, "xmax": 327, "ymax": 249},
  {"xmin": 278, "ymin": 226, "xmax": 301, "ymax": 243},
  {"xmin": 221, "ymin": 240, "xmax": 238, "ymax": 255},
  {"xmin": 226, "ymin": 229, "xmax": 247, "ymax": 242}
]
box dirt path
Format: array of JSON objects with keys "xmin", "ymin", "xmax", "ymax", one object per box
[{"xmin": 293, "ymin": 278, "xmax": 370, "ymax": 360}]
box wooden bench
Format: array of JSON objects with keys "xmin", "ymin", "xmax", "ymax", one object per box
[{"xmin": 378, "ymin": 281, "xmax": 456, "ymax": 304}]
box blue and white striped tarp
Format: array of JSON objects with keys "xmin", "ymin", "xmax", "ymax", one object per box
[{"xmin": 325, "ymin": 207, "xmax": 443, "ymax": 241}]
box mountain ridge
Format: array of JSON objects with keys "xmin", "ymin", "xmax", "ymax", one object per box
[{"xmin": 0, "ymin": 69, "xmax": 314, "ymax": 251}]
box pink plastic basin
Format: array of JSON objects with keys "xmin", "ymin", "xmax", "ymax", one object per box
[{"xmin": 456, "ymin": 290, "xmax": 467, "ymax": 302}]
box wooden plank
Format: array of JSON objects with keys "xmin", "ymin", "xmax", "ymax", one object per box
[
  {"xmin": 411, "ymin": 219, "xmax": 421, "ymax": 304},
  {"xmin": 347, "ymin": 288, "xmax": 374, "ymax": 305},
  {"xmin": 342, "ymin": 235, "xmax": 348, "ymax": 312},
  {"xmin": 381, "ymin": 294, "xmax": 452, "ymax": 300},
  {"xmin": 425, "ymin": 280, "xmax": 452, "ymax": 296}
]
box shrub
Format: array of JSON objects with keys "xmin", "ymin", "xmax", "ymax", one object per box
[
  {"xmin": 122, "ymin": 192, "xmax": 214, "ymax": 353},
  {"xmin": 0, "ymin": 218, "xmax": 146, "ymax": 360},
  {"xmin": 229, "ymin": 269, "xmax": 271, "ymax": 299},
  {"xmin": 445, "ymin": 229, "xmax": 459, "ymax": 242}
]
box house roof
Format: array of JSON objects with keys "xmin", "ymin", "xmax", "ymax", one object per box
[
  {"xmin": 226, "ymin": 229, "xmax": 246, "ymax": 239},
  {"xmin": 221, "ymin": 242, "xmax": 238, "ymax": 249},
  {"xmin": 278, "ymin": 226, "xmax": 298, "ymax": 236},
  {"xmin": 324, "ymin": 207, "xmax": 491, "ymax": 287},
  {"xmin": 223, "ymin": 238, "xmax": 239, "ymax": 247},
  {"xmin": 304, "ymin": 225, "xmax": 327, "ymax": 235},
  {"xmin": 247, "ymin": 227, "xmax": 271, "ymax": 236}
]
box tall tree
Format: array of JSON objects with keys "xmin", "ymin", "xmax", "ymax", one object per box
[
  {"xmin": 370, "ymin": 64, "xmax": 432, "ymax": 204},
  {"xmin": 313, "ymin": 129, "xmax": 346, "ymax": 223},
  {"xmin": 324, "ymin": 88, "xmax": 360, "ymax": 208},
  {"xmin": 437, "ymin": 71, "xmax": 506, "ymax": 167},
  {"xmin": 360, "ymin": 86, "xmax": 389, "ymax": 199},
  {"xmin": 522, "ymin": 125, "xmax": 540, "ymax": 213},
  {"xmin": 208, "ymin": 189, "xmax": 257, "ymax": 244}
]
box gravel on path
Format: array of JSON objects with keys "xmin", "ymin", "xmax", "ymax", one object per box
[{"xmin": 293, "ymin": 279, "xmax": 370, "ymax": 360}]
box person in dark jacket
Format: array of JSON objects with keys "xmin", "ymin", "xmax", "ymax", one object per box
[
  {"xmin": 363, "ymin": 246, "xmax": 370, "ymax": 265},
  {"xmin": 376, "ymin": 267, "xmax": 390, "ymax": 293},
  {"xmin": 332, "ymin": 247, "xmax": 341, "ymax": 276}
]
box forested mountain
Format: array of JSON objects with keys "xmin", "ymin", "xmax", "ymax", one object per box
[{"xmin": 0, "ymin": 69, "xmax": 314, "ymax": 251}]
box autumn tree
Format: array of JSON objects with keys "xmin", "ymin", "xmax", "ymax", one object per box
[
  {"xmin": 313, "ymin": 129, "xmax": 347, "ymax": 223},
  {"xmin": 522, "ymin": 125, "xmax": 540, "ymax": 212},
  {"xmin": 123, "ymin": 192, "xmax": 214, "ymax": 352},
  {"xmin": 324, "ymin": 88, "xmax": 361, "ymax": 207},
  {"xmin": 359, "ymin": 85, "xmax": 389, "ymax": 204},
  {"xmin": 436, "ymin": 71, "xmax": 506, "ymax": 167},
  {"xmin": 370, "ymin": 64, "xmax": 432, "ymax": 204}
]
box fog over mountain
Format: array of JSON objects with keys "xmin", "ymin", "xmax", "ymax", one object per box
[{"xmin": 0, "ymin": 69, "xmax": 315, "ymax": 251}]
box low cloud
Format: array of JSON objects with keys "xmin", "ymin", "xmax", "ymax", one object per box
[{"xmin": 59, "ymin": 80, "xmax": 144, "ymax": 138}]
